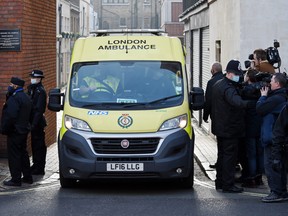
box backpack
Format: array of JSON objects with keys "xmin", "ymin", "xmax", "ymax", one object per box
[
  {"xmin": 266, "ymin": 47, "xmax": 281, "ymax": 67},
  {"xmin": 261, "ymin": 100, "xmax": 287, "ymax": 147},
  {"xmin": 261, "ymin": 113, "xmax": 278, "ymax": 147}
]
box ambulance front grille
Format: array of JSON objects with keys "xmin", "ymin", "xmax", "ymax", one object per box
[{"xmin": 91, "ymin": 138, "xmax": 159, "ymax": 154}]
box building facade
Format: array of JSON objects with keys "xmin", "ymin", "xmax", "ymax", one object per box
[
  {"xmin": 94, "ymin": 0, "xmax": 160, "ymax": 30},
  {"xmin": 180, "ymin": 0, "xmax": 288, "ymax": 134},
  {"xmin": 56, "ymin": 0, "xmax": 98, "ymax": 87}
]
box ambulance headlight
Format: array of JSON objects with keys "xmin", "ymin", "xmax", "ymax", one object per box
[
  {"xmin": 65, "ymin": 115, "xmax": 91, "ymax": 131},
  {"xmin": 159, "ymin": 114, "xmax": 187, "ymax": 131}
]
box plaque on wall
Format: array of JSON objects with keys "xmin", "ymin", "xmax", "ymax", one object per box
[{"xmin": 0, "ymin": 29, "xmax": 21, "ymax": 51}]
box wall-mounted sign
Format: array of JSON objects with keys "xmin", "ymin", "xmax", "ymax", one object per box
[{"xmin": 0, "ymin": 29, "xmax": 21, "ymax": 51}]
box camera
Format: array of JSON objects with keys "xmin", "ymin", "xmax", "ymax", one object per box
[
  {"xmin": 240, "ymin": 72, "xmax": 272, "ymax": 100},
  {"xmin": 250, "ymin": 72, "xmax": 271, "ymax": 90},
  {"xmin": 244, "ymin": 40, "xmax": 281, "ymax": 70}
]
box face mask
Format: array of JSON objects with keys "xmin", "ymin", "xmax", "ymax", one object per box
[
  {"xmin": 31, "ymin": 78, "xmax": 37, "ymax": 84},
  {"xmin": 7, "ymin": 85, "xmax": 15, "ymax": 94},
  {"xmin": 232, "ymin": 75, "xmax": 240, "ymax": 82}
]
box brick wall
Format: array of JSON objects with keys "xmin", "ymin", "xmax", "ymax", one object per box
[{"xmin": 0, "ymin": 0, "xmax": 57, "ymax": 157}]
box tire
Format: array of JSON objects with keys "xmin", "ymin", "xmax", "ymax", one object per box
[
  {"xmin": 180, "ymin": 165, "xmax": 194, "ymax": 189},
  {"xmin": 180, "ymin": 133, "xmax": 195, "ymax": 189},
  {"xmin": 59, "ymin": 172, "xmax": 77, "ymax": 188}
]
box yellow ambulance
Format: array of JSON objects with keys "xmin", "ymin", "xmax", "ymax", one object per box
[{"xmin": 48, "ymin": 29, "xmax": 204, "ymax": 188}]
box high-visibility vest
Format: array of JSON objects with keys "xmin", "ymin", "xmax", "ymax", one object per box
[{"xmin": 82, "ymin": 76, "xmax": 120, "ymax": 97}]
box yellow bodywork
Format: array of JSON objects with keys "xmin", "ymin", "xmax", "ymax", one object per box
[
  {"xmin": 71, "ymin": 36, "xmax": 185, "ymax": 62},
  {"xmin": 60, "ymin": 34, "xmax": 192, "ymax": 139}
]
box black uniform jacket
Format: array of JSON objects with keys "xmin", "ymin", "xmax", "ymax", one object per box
[
  {"xmin": 28, "ymin": 83, "xmax": 47, "ymax": 129},
  {"xmin": 1, "ymin": 89, "xmax": 32, "ymax": 135},
  {"xmin": 211, "ymin": 77, "xmax": 249, "ymax": 138}
]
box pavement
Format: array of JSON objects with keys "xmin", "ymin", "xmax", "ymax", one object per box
[
  {"xmin": 0, "ymin": 113, "xmax": 270, "ymax": 194},
  {"xmin": 0, "ymin": 111, "xmax": 62, "ymax": 191}
]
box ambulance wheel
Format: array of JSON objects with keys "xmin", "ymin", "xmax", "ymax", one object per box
[
  {"xmin": 60, "ymin": 173, "xmax": 77, "ymax": 188},
  {"xmin": 181, "ymin": 167, "xmax": 194, "ymax": 189}
]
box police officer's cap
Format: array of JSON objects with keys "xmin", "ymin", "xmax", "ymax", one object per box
[
  {"xmin": 11, "ymin": 77, "xmax": 25, "ymax": 87},
  {"xmin": 30, "ymin": 70, "xmax": 45, "ymax": 78},
  {"xmin": 225, "ymin": 60, "xmax": 243, "ymax": 75}
]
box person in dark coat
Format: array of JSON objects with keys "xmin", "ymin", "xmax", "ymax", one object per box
[
  {"xmin": 203, "ymin": 62, "xmax": 223, "ymax": 169},
  {"xmin": 271, "ymin": 103, "xmax": 288, "ymax": 201},
  {"xmin": 271, "ymin": 102, "xmax": 288, "ymax": 166},
  {"xmin": 211, "ymin": 60, "xmax": 253, "ymax": 193},
  {"xmin": 1, "ymin": 77, "xmax": 33, "ymax": 186},
  {"xmin": 27, "ymin": 70, "xmax": 47, "ymax": 175},
  {"xmin": 203, "ymin": 62, "xmax": 223, "ymax": 123},
  {"xmin": 256, "ymin": 73, "xmax": 287, "ymax": 202},
  {"xmin": 240, "ymin": 68, "xmax": 263, "ymax": 187}
]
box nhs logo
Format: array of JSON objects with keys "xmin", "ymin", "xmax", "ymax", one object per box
[{"xmin": 87, "ymin": 110, "xmax": 109, "ymax": 115}]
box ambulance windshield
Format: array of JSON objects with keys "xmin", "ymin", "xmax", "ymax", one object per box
[{"xmin": 69, "ymin": 61, "xmax": 184, "ymax": 109}]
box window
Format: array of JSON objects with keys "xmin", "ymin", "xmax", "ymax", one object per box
[
  {"xmin": 143, "ymin": 18, "xmax": 150, "ymax": 29},
  {"xmin": 102, "ymin": 0, "xmax": 129, "ymax": 4},
  {"xmin": 70, "ymin": 61, "xmax": 183, "ymax": 109},
  {"xmin": 215, "ymin": 40, "xmax": 221, "ymax": 63},
  {"xmin": 143, "ymin": 0, "xmax": 151, "ymax": 5},
  {"xmin": 119, "ymin": 17, "xmax": 127, "ymax": 27}
]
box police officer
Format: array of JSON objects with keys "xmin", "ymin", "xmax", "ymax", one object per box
[
  {"xmin": 28, "ymin": 70, "xmax": 47, "ymax": 175},
  {"xmin": 1, "ymin": 77, "xmax": 33, "ymax": 186},
  {"xmin": 211, "ymin": 60, "xmax": 254, "ymax": 193}
]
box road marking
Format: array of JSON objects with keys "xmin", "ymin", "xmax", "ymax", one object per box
[
  {"xmin": 0, "ymin": 183, "xmax": 59, "ymax": 195},
  {"xmin": 194, "ymin": 177, "xmax": 267, "ymax": 197}
]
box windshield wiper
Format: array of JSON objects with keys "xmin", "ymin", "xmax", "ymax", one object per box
[
  {"xmin": 121, "ymin": 103, "xmax": 149, "ymax": 108},
  {"xmin": 80, "ymin": 95, "xmax": 182, "ymax": 109},
  {"xmin": 148, "ymin": 94, "xmax": 182, "ymax": 105},
  {"xmin": 81, "ymin": 103, "xmax": 115, "ymax": 108},
  {"xmin": 122, "ymin": 95, "xmax": 182, "ymax": 108}
]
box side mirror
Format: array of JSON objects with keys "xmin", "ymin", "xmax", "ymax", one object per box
[
  {"xmin": 48, "ymin": 88, "xmax": 64, "ymax": 112},
  {"xmin": 190, "ymin": 87, "xmax": 204, "ymax": 110}
]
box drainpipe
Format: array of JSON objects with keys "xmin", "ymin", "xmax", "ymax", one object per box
[
  {"xmin": 82, "ymin": 7, "xmax": 85, "ymax": 35},
  {"xmin": 58, "ymin": 4, "xmax": 62, "ymax": 87}
]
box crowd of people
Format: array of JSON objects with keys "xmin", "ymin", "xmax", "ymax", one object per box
[
  {"xmin": 1, "ymin": 70, "xmax": 47, "ymax": 187},
  {"xmin": 204, "ymin": 48, "xmax": 288, "ymax": 202}
]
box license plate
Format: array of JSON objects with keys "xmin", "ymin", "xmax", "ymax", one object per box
[{"xmin": 106, "ymin": 163, "xmax": 144, "ymax": 171}]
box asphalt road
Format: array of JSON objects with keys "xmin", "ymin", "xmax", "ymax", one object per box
[{"xmin": 0, "ymin": 161, "xmax": 286, "ymax": 216}]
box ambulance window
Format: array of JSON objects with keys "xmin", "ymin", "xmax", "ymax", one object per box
[{"xmin": 69, "ymin": 61, "xmax": 184, "ymax": 109}]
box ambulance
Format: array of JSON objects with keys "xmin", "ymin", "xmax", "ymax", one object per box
[{"xmin": 48, "ymin": 29, "xmax": 204, "ymax": 188}]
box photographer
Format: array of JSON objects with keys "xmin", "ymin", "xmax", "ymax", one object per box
[
  {"xmin": 256, "ymin": 73, "xmax": 287, "ymax": 202},
  {"xmin": 241, "ymin": 68, "xmax": 263, "ymax": 187},
  {"xmin": 252, "ymin": 49, "xmax": 275, "ymax": 74}
]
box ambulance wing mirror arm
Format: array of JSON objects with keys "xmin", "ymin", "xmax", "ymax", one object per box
[
  {"xmin": 48, "ymin": 88, "xmax": 64, "ymax": 112},
  {"xmin": 189, "ymin": 87, "xmax": 204, "ymax": 110}
]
